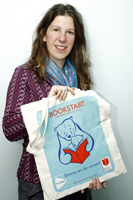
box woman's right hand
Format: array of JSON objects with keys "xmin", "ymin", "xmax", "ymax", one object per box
[{"xmin": 48, "ymin": 85, "xmax": 75, "ymax": 101}]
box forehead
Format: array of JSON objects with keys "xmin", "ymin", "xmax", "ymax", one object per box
[{"xmin": 49, "ymin": 15, "xmax": 75, "ymax": 29}]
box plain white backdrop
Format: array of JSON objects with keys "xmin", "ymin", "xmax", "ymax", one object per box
[{"xmin": 0, "ymin": 0, "xmax": 133, "ymax": 199}]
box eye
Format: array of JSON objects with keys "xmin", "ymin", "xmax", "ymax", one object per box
[
  {"xmin": 67, "ymin": 31, "xmax": 74, "ymax": 35},
  {"xmin": 53, "ymin": 28, "xmax": 59, "ymax": 32}
]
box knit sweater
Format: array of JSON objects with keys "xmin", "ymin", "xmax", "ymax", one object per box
[{"xmin": 2, "ymin": 64, "xmax": 53, "ymax": 183}]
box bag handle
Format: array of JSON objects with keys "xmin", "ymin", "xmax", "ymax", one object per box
[{"xmin": 27, "ymin": 97, "xmax": 49, "ymax": 154}]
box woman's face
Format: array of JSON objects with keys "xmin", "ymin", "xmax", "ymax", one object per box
[{"xmin": 43, "ymin": 15, "xmax": 75, "ymax": 69}]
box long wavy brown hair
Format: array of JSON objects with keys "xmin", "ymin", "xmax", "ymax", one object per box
[{"xmin": 28, "ymin": 4, "xmax": 93, "ymax": 90}]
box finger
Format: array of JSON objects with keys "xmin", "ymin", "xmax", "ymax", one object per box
[
  {"xmin": 92, "ymin": 178, "xmax": 97, "ymax": 190},
  {"xmin": 48, "ymin": 85, "xmax": 59, "ymax": 98},
  {"xmin": 81, "ymin": 190, "xmax": 84, "ymax": 194},
  {"xmin": 102, "ymin": 181, "xmax": 107, "ymax": 189},
  {"xmin": 88, "ymin": 182, "xmax": 93, "ymax": 190},
  {"xmin": 55, "ymin": 89, "xmax": 62, "ymax": 99},
  {"xmin": 60, "ymin": 88, "xmax": 68, "ymax": 101},
  {"xmin": 67, "ymin": 87, "xmax": 75, "ymax": 95},
  {"xmin": 96, "ymin": 178, "xmax": 101, "ymax": 190},
  {"xmin": 63, "ymin": 89, "xmax": 68, "ymax": 100},
  {"xmin": 48, "ymin": 88, "xmax": 56, "ymax": 98}
]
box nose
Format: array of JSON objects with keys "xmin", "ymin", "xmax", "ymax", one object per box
[{"xmin": 59, "ymin": 31, "xmax": 66, "ymax": 42}]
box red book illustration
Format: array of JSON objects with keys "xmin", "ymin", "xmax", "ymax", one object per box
[
  {"xmin": 102, "ymin": 158, "xmax": 109, "ymax": 166},
  {"xmin": 63, "ymin": 139, "xmax": 90, "ymax": 164}
]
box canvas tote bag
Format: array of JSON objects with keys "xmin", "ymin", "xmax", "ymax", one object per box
[{"xmin": 21, "ymin": 89, "xmax": 127, "ymax": 200}]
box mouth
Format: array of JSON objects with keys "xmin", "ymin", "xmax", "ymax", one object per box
[{"xmin": 55, "ymin": 46, "xmax": 66, "ymax": 51}]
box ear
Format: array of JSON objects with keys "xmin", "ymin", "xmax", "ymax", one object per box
[
  {"xmin": 40, "ymin": 28, "xmax": 46, "ymax": 42},
  {"xmin": 40, "ymin": 28, "xmax": 44, "ymax": 34},
  {"xmin": 43, "ymin": 35, "xmax": 46, "ymax": 42}
]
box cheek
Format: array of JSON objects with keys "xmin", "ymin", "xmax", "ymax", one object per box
[
  {"xmin": 48, "ymin": 33, "xmax": 58, "ymax": 42},
  {"xmin": 46, "ymin": 34, "xmax": 57, "ymax": 47},
  {"xmin": 68, "ymin": 37, "xmax": 75, "ymax": 46}
]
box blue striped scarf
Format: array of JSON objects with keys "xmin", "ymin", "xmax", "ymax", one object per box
[{"xmin": 45, "ymin": 58, "xmax": 78, "ymax": 88}]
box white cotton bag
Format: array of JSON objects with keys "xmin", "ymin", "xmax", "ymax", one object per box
[{"xmin": 21, "ymin": 89, "xmax": 127, "ymax": 200}]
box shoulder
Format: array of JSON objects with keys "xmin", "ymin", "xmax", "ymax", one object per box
[
  {"xmin": 14, "ymin": 64, "xmax": 52, "ymax": 85},
  {"xmin": 11, "ymin": 63, "xmax": 52, "ymax": 95},
  {"xmin": 13, "ymin": 64, "xmax": 52, "ymax": 97},
  {"xmin": 8, "ymin": 64, "xmax": 37, "ymax": 94},
  {"xmin": 13, "ymin": 63, "xmax": 35, "ymax": 79},
  {"xmin": 11, "ymin": 64, "xmax": 42, "ymax": 87}
]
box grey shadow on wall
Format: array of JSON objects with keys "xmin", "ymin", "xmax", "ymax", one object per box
[{"xmin": 96, "ymin": 92, "xmax": 130, "ymax": 182}]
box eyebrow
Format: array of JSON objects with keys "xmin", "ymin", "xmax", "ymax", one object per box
[{"xmin": 51, "ymin": 26, "xmax": 75, "ymax": 30}]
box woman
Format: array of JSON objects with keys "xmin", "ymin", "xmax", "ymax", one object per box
[{"xmin": 2, "ymin": 3, "xmax": 106, "ymax": 200}]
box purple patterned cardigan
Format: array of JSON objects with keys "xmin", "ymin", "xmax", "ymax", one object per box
[{"xmin": 2, "ymin": 64, "xmax": 53, "ymax": 183}]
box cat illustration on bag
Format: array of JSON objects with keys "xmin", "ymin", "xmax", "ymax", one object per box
[{"xmin": 54, "ymin": 116, "xmax": 94, "ymax": 165}]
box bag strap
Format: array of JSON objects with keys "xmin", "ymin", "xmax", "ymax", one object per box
[{"xmin": 27, "ymin": 98, "xmax": 49, "ymax": 154}]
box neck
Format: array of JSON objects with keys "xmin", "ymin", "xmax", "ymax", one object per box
[{"xmin": 52, "ymin": 58, "xmax": 66, "ymax": 69}]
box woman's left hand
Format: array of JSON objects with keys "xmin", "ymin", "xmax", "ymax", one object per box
[{"xmin": 81, "ymin": 178, "xmax": 106, "ymax": 193}]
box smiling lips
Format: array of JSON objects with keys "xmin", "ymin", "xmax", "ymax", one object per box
[{"xmin": 56, "ymin": 45, "xmax": 66, "ymax": 51}]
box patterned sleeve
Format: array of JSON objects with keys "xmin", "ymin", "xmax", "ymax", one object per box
[{"xmin": 2, "ymin": 66, "xmax": 34, "ymax": 142}]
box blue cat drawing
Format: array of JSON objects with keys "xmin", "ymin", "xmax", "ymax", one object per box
[{"xmin": 54, "ymin": 116, "xmax": 94, "ymax": 165}]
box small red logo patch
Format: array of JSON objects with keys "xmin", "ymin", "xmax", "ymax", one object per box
[{"xmin": 102, "ymin": 158, "xmax": 109, "ymax": 166}]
